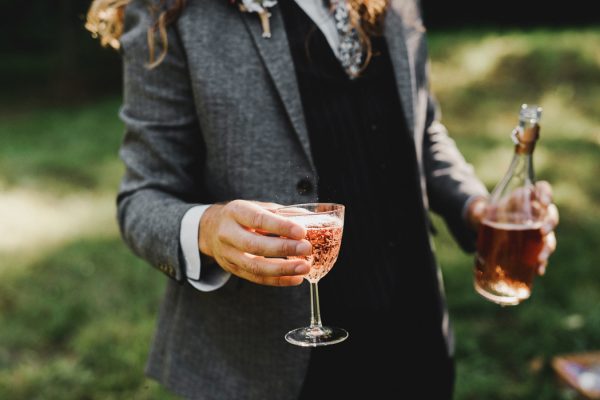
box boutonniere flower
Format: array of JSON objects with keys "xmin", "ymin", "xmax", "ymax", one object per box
[{"xmin": 232, "ymin": 0, "xmax": 278, "ymax": 38}]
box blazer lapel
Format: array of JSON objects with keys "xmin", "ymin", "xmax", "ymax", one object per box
[
  {"xmin": 240, "ymin": 1, "xmax": 416, "ymax": 163},
  {"xmin": 383, "ymin": 3, "xmax": 416, "ymax": 138},
  {"xmin": 239, "ymin": 7, "xmax": 315, "ymax": 171}
]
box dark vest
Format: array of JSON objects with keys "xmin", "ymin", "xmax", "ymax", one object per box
[{"xmin": 280, "ymin": 1, "xmax": 454, "ymax": 397}]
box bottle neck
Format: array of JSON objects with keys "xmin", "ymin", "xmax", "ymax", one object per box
[
  {"xmin": 507, "ymin": 151, "xmax": 535, "ymax": 184},
  {"xmin": 512, "ymin": 120, "xmax": 540, "ymax": 155},
  {"xmin": 514, "ymin": 140, "xmax": 536, "ymax": 155},
  {"xmin": 484, "ymin": 105, "xmax": 541, "ymax": 224},
  {"xmin": 486, "ymin": 150, "xmax": 535, "ymax": 220}
]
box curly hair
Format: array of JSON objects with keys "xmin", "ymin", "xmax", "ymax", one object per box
[
  {"xmin": 86, "ymin": 0, "xmax": 388, "ymax": 71},
  {"xmin": 344, "ymin": 0, "xmax": 388, "ymax": 75}
]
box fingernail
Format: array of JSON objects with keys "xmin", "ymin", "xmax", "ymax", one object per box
[
  {"xmin": 296, "ymin": 241, "xmax": 311, "ymax": 255},
  {"xmin": 295, "ymin": 263, "xmax": 310, "ymax": 274},
  {"xmin": 291, "ymin": 225, "xmax": 305, "ymax": 239}
]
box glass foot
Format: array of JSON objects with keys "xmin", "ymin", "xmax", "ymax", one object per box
[
  {"xmin": 285, "ymin": 326, "xmax": 348, "ymax": 347},
  {"xmin": 474, "ymin": 280, "xmax": 525, "ymax": 306}
]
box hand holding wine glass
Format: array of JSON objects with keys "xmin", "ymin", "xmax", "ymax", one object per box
[{"xmin": 198, "ymin": 200, "xmax": 313, "ymax": 286}]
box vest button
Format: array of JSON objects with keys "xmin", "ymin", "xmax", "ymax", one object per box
[{"xmin": 296, "ymin": 178, "xmax": 313, "ymax": 195}]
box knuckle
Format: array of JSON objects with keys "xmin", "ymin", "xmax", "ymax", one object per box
[
  {"xmin": 246, "ymin": 259, "xmax": 262, "ymax": 275},
  {"xmin": 229, "ymin": 199, "xmax": 243, "ymax": 208},
  {"xmin": 272, "ymin": 276, "xmax": 285, "ymax": 287},
  {"xmin": 216, "ymin": 227, "xmax": 229, "ymax": 243},
  {"xmin": 222, "ymin": 258, "xmax": 238, "ymax": 273},
  {"xmin": 278, "ymin": 263, "xmax": 289, "ymax": 276},
  {"xmin": 226, "ymin": 200, "xmax": 245, "ymax": 216},
  {"xmin": 262, "ymin": 275, "xmax": 283, "ymax": 287},
  {"xmin": 251, "ymin": 211, "xmax": 265, "ymax": 229},
  {"xmin": 538, "ymin": 180, "xmax": 552, "ymax": 190},
  {"xmin": 281, "ymin": 240, "xmax": 296, "ymax": 256},
  {"xmin": 242, "ymin": 237, "xmax": 260, "ymax": 254},
  {"xmin": 276, "ymin": 219, "xmax": 290, "ymax": 233}
]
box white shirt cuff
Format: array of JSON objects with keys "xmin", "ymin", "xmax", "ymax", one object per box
[{"xmin": 180, "ymin": 205, "xmax": 231, "ymax": 292}]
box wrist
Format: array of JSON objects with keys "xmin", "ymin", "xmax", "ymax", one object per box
[{"xmin": 198, "ymin": 204, "xmax": 223, "ymax": 258}]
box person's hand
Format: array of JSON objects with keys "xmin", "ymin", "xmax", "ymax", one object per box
[
  {"xmin": 466, "ymin": 180, "xmax": 559, "ymax": 275},
  {"xmin": 198, "ymin": 200, "xmax": 312, "ymax": 286},
  {"xmin": 531, "ymin": 181, "xmax": 559, "ymax": 275}
]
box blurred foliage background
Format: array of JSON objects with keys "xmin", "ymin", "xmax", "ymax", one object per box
[{"xmin": 0, "ymin": 1, "xmax": 598, "ymax": 399}]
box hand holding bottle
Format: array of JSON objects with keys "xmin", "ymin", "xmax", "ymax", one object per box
[
  {"xmin": 472, "ymin": 104, "xmax": 559, "ymax": 305},
  {"xmin": 530, "ymin": 181, "xmax": 559, "ymax": 275},
  {"xmin": 468, "ymin": 180, "xmax": 559, "ymax": 275}
]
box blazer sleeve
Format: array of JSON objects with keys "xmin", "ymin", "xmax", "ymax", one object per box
[
  {"xmin": 116, "ymin": 0, "xmax": 206, "ymax": 281},
  {"xmin": 422, "ymin": 90, "xmax": 489, "ymax": 253}
]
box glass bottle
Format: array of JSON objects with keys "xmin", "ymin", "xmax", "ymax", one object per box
[{"xmin": 474, "ymin": 104, "xmax": 545, "ymax": 306}]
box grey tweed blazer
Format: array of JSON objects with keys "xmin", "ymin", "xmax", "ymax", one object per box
[{"xmin": 117, "ymin": 0, "xmax": 488, "ymax": 399}]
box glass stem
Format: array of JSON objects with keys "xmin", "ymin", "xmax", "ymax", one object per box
[{"xmin": 309, "ymin": 282, "xmax": 323, "ymax": 328}]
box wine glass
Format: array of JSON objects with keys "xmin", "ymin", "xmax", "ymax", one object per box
[{"xmin": 274, "ymin": 203, "xmax": 347, "ymax": 347}]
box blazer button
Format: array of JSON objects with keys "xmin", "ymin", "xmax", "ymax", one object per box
[{"xmin": 296, "ymin": 178, "xmax": 313, "ymax": 195}]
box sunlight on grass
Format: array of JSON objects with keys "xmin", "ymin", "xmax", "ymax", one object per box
[
  {"xmin": 430, "ymin": 28, "xmax": 600, "ymax": 144},
  {"xmin": 539, "ymin": 89, "xmax": 600, "ymax": 140},
  {"xmin": 0, "ymin": 189, "xmax": 118, "ymax": 263},
  {"xmin": 431, "ymin": 35, "xmax": 530, "ymax": 93}
]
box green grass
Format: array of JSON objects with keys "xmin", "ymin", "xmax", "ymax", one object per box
[
  {"xmin": 0, "ymin": 239, "xmax": 178, "ymax": 400},
  {"xmin": 0, "ymin": 98, "xmax": 125, "ymax": 193},
  {"xmin": 1, "ymin": 27, "xmax": 599, "ymax": 399}
]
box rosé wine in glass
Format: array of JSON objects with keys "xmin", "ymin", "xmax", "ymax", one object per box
[
  {"xmin": 274, "ymin": 203, "xmax": 347, "ymax": 347},
  {"xmin": 288, "ymin": 214, "xmax": 343, "ymax": 283}
]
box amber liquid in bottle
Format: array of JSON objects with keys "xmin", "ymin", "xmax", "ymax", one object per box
[{"xmin": 475, "ymin": 221, "xmax": 545, "ymax": 304}]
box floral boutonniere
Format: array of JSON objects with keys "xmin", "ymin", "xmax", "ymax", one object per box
[{"xmin": 231, "ymin": 0, "xmax": 278, "ymax": 38}]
